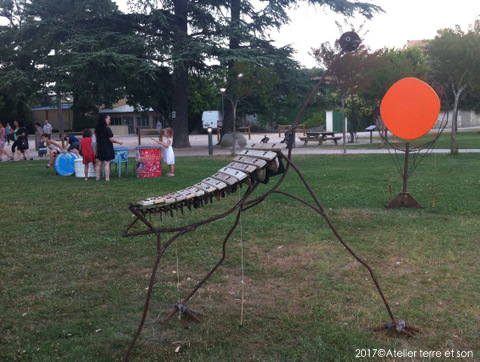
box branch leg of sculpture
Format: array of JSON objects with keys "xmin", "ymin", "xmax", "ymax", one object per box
[
  {"xmin": 160, "ymin": 206, "xmax": 244, "ymax": 325},
  {"xmin": 123, "ymin": 184, "xmax": 260, "ymax": 360},
  {"xmin": 275, "ymin": 155, "xmax": 403, "ymax": 330}
]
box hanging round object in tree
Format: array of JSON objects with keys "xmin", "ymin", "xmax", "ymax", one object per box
[
  {"xmin": 380, "ymin": 77, "xmax": 440, "ymax": 140},
  {"xmin": 339, "ymin": 31, "xmax": 361, "ymax": 52}
]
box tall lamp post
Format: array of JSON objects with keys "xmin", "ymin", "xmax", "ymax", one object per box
[
  {"xmin": 219, "ymin": 88, "xmax": 225, "ymax": 128},
  {"xmin": 207, "ymin": 127, "xmax": 213, "ymax": 155}
]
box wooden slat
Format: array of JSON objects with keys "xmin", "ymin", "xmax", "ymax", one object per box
[
  {"xmin": 138, "ymin": 197, "xmax": 156, "ymax": 206},
  {"xmin": 193, "ymin": 182, "xmax": 217, "ymax": 193},
  {"xmin": 138, "ymin": 196, "xmax": 166, "ymax": 206},
  {"xmin": 227, "ymin": 162, "xmax": 257, "ymax": 174},
  {"xmin": 153, "ymin": 196, "xmax": 166, "ymax": 204},
  {"xmin": 166, "ymin": 192, "xmax": 186, "ymax": 202},
  {"xmin": 218, "ymin": 167, "xmax": 248, "ymax": 181},
  {"xmin": 233, "ymin": 155, "xmax": 267, "ymax": 169},
  {"xmin": 248, "ymin": 142, "xmax": 287, "ymax": 151},
  {"xmin": 211, "ymin": 172, "xmax": 239, "ymax": 186},
  {"xmin": 238, "ymin": 149, "xmax": 277, "ymax": 161},
  {"xmin": 202, "ymin": 178, "xmax": 228, "ymax": 191},
  {"xmin": 186, "ymin": 186, "xmax": 205, "ymax": 197},
  {"xmin": 176, "ymin": 189, "xmax": 196, "ymax": 200}
]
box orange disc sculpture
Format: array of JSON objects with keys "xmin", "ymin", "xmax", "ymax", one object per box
[{"xmin": 380, "ymin": 77, "xmax": 440, "ymax": 140}]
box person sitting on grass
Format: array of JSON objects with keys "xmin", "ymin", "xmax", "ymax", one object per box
[{"xmin": 41, "ymin": 134, "xmax": 66, "ymax": 169}]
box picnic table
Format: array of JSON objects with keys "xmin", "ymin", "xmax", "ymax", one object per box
[{"xmin": 299, "ymin": 131, "xmax": 341, "ymax": 146}]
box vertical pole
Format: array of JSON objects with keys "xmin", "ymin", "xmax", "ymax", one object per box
[
  {"xmin": 403, "ymin": 142, "xmax": 410, "ymax": 193},
  {"xmin": 208, "ymin": 128, "xmax": 213, "ymax": 155}
]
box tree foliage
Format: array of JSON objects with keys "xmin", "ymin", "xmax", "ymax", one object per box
[
  {"xmin": 213, "ymin": 0, "xmax": 382, "ymax": 136},
  {"xmin": 313, "ymin": 35, "xmax": 383, "ymax": 142},
  {"xmin": 427, "ymin": 20, "xmax": 480, "ymax": 152},
  {"xmin": 0, "ymin": 0, "xmax": 383, "ymax": 139}
]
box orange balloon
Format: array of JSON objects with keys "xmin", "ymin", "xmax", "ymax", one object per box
[{"xmin": 380, "ymin": 77, "xmax": 440, "ymax": 140}]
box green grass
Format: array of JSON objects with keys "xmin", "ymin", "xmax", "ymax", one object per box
[
  {"xmin": 330, "ymin": 129, "xmax": 480, "ymax": 150},
  {"xmin": 1, "ymin": 152, "xmax": 479, "ymax": 361}
]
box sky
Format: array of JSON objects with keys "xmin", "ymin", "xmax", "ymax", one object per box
[{"xmin": 114, "ymin": 0, "xmax": 479, "ymax": 68}]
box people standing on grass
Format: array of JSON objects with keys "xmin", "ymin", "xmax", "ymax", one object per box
[
  {"xmin": 0, "ymin": 121, "xmax": 14, "ymax": 161},
  {"xmin": 10, "ymin": 121, "xmax": 22, "ymax": 160},
  {"xmin": 95, "ymin": 114, "xmax": 123, "ymax": 181},
  {"xmin": 153, "ymin": 127, "xmax": 175, "ymax": 176},
  {"xmin": 41, "ymin": 134, "xmax": 66, "ymax": 169},
  {"xmin": 16, "ymin": 124, "xmax": 33, "ymax": 160},
  {"xmin": 79, "ymin": 128, "xmax": 96, "ymax": 180},
  {"xmin": 11, "ymin": 121, "xmax": 33, "ymax": 160},
  {"xmin": 5, "ymin": 123, "xmax": 12, "ymax": 145},
  {"xmin": 34, "ymin": 122, "xmax": 47, "ymax": 159},
  {"xmin": 43, "ymin": 120, "xmax": 52, "ymax": 135}
]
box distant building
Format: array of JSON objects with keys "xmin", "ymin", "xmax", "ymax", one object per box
[
  {"xmin": 98, "ymin": 99, "xmax": 164, "ymax": 135},
  {"xmin": 406, "ymin": 40, "xmax": 429, "ymax": 48},
  {"xmin": 31, "ymin": 98, "xmax": 164, "ymax": 134},
  {"xmin": 30, "ymin": 103, "xmax": 74, "ymax": 130}
]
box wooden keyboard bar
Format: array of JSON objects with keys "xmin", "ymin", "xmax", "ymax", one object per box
[
  {"xmin": 238, "ymin": 149, "xmax": 277, "ymax": 161},
  {"xmin": 186, "ymin": 186, "xmax": 205, "ymax": 197},
  {"xmin": 218, "ymin": 167, "xmax": 248, "ymax": 181},
  {"xmin": 202, "ymin": 178, "xmax": 228, "ymax": 191},
  {"xmin": 193, "ymin": 182, "xmax": 217, "ymax": 193},
  {"xmin": 248, "ymin": 142, "xmax": 287, "ymax": 151},
  {"xmin": 233, "ymin": 155, "xmax": 267, "ymax": 169},
  {"xmin": 227, "ymin": 162, "xmax": 257, "ymax": 174},
  {"xmin": 211, "ymin": 172, "xmax": 239, "ymax": 186}
]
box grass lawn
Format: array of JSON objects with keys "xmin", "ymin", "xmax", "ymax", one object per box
[
  {"xmin": 1, "ymin": 145, "xmax": 479, "ymax": 360},
  {"xmin": 337, "ymin": 129, "xmax": 480, "ymax": 151}
]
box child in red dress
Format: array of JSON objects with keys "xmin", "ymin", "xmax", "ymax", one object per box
[{"xmin": 79, "ymin": 128, "xmax": 96, "ymax": 180}]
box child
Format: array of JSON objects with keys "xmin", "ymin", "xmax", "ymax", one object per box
[
  {"xmin": 0, "ymin": 121, "xmax": 14, "ymax": 161},
  {"xmin": 41, "ymin": 133, "xmax": 66, "ymax": 169},
  {"xmin": 79, "ymin": 128, "xmax": 96, "ymax": 180},
  {"xmin": 153, "ymin": 127, "xmax": 175, "ymax": 176},
  {"xmin": 34, "ymin": 122, "xmax": 47, "ymax": 159}
]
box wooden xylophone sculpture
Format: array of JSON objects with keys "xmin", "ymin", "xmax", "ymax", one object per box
[
  {"xmin": 130, "ymin": 144, "xmax": 285, "ymax": 218},
  {"xmin": 121, "ymin": 32, "xmax": 418, "ymax": 361}
]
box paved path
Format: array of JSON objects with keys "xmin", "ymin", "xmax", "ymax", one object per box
[
  {"xmin": 21, "ymin": 131, "xmax": 479, "ymax": 160},
  {"xmin": 115, "ymin": 132, "xmax": 479, "ymax": 157}
]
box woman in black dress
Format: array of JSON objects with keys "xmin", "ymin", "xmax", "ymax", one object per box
[{"xmin": 94, "ymin": 114, "xmax": 123, "ymax": 181}]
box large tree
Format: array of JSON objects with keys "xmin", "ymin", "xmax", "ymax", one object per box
[
  {"xmin": 427, "ymin": 20, "xmax": 480, "ymax": 153},
  {"xmin": 127, "ymin": 0, "xmax": 221, "ymax": 147},
  {"xmin": 21, "ymin": 0, "xmax": 152, "ymax": 131},
  {"xmin": 129, "ymin": 0, "xmax": 382, "ymax": 146},
  {"xmin": 314, "ymin": 37, "xmax": 382, "ymax": 151},
  {"xmin": 0, "ymin": 0, "xmax": 40, "ymax": 123},
  {"xmin": 216, "ymin": 0, "xmax": 383, "ymax": 136}
]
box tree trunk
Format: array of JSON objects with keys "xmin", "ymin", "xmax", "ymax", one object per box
[
  {"xmin": 171, "ymin": 63, "xmax": 190, "ymax": 148},
  {"xmin": 450, "ymin": 83, "xmax": 467, "ymax": 153},
  {"xmin": 221, "ymin": 0, "xmax": 241, "ymax": 137},
  {"xmin": 171, "ymin": 0, "xmax": 190, "ymax": 148},
  {"xmin": 57, "ymin": 91, "xmax": 64, "ymax": 133},
  {"xmin": 341, "ymin": 94, "xmax": 347, "ymax": 156},
  {"xmin": 349, "ymin": 93, "xmax": 355, "ymax": 143},
  {"xmin": 450, "ymin": 92, "xmax": 461, "ymax": 153}
]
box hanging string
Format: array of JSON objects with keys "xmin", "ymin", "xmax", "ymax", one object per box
[
  {"xmin": 173, "ymin": 209, "xmax": 182, "ymax": 320},
  {"xmin": 238, "ymin": 192, "xmax": 246, "ymax": 327},
  {"xmin": 431, "ymin": 111, "xmax": 449, "ymax": 208},
  {"xmin": 432, "ymin": 143, "xmax": 439, "ymax": 208}
]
